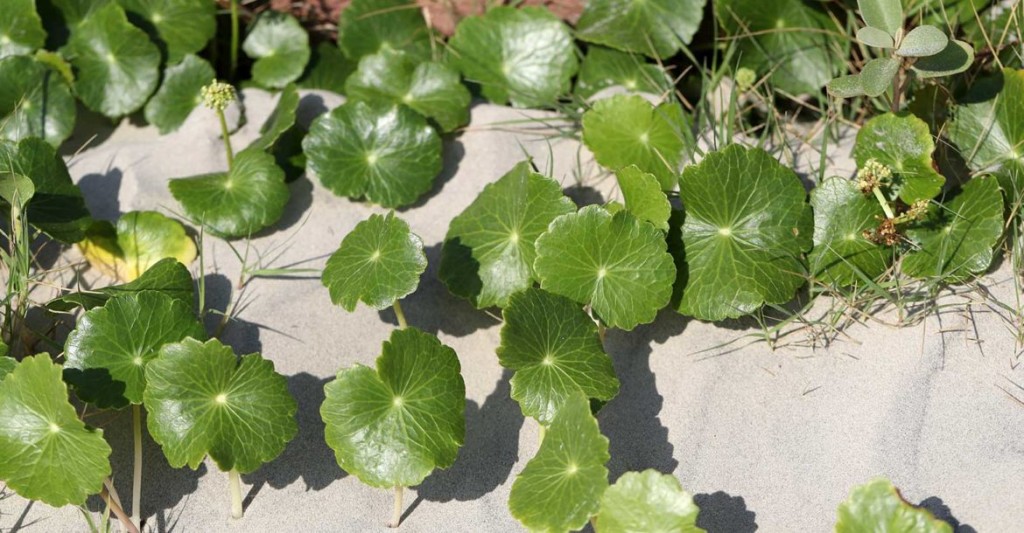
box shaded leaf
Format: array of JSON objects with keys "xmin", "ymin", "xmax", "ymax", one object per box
[
  {"xmin": 144, "ymin": 54, "xmax": 215, "ymax": 134},
  {"xmin": 575, "ymin": 46, "xmax": 673, "ymax": 99},
  {"xmin": 853, "ymin": 112, "xmax": 944, "ymax": 203},
  {"xmin": 576, "ymin": 0, "xmax": 706, "ymax": 59},
  {"xmin": 338, "ymin": 0, "xmax": 432, "ymax": 61},
  {"xmin": 117, "ymin": 0, "xmax": 215, "ymax": 64},
  {"xmin": 0, "ymin": 0, "xmax": 46, "ymax": 58},
  {"xmin": 912, "ymin": 39, "xmax": 974, "ymax": 78},
  {"xmin": 48, "ymin": 257, "xmax": 194, "ymax": 312},
  {"xmin": 78, "ymin": 211, "xmax": 196, "ymax": 282},
  {"xmin": 596, "ymin": 470, "xmax": 705, "ymax": 533},
  {"xmin": 249, "ymin": 83, "xmax": 299, "ymax": 151},
  {"xmin": 836, "ymin": 478, "xmax": 953, "ymax": 533},
  {"xmin": 0, "ymin": 137, "xmax": 91, "ymax": 242},
  {"xmin": 808, "ymin": 177, "xmax": 890, "ymax": 287},
  {"xmin": 615, "ymin": 165, "xmax": 670, "ymax": 232},
  {"xmin": 297, "ymin": 42, "xmax": 355, "ymax": 93},
  {"xmin": 243, "ymin": 11, "xmax": 310, "ymax": 89}
]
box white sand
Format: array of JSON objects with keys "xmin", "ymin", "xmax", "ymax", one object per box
[{"xmin": 2, "ymin": 89, "xmax": 1023, "ymax": 532}]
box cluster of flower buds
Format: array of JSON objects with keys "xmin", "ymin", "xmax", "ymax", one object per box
[
  {"xmin": 735, "ymin": 67, "xmax": 756, "ymax": 93},
  {"xmin": 863, "ymin": 218, "xmax": 901, "ymax": 246},
  {"xmin": 856, "ymin": 158, "xmax": 894, "ymax": 195},
  {"xmin": 201, "ymin": 80, "xmax": 236, "ymax": 111}
]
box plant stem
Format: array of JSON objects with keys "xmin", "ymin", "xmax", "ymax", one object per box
[
  {"xmin": 228, "ymin": 469, "xmax": 243, "ymax": 519},
  {"xmin": 393, "ymin": 300, "xmax": 408, "ymax": 329},
  {"xmin": 101, "ymin": 478, "xmax": 140, "ymax": 533},
  {"xmin": 131, "ymin": 404, "xmax": 143, "ymax": 529},
  {"xmin": 537, "ymin": 420, "xmax": 546, "ymax": 444},
  {"xmin": 229, "ymin": 0, "xmax": 239, "ymax": 81},
  {"xmin": 872, "ymin": 186, "xmax": 896, "ymax": 219},
  {"xmin": 217, "ymin": 109, "xmax": 234, "ymax": 170},
  {"xmin": 388, "ymin": 486, "xmax": 403, "ymax": 528},
  {"xmin": 597, "ymin": 324, "xmax": 607, "ymax": 345}
]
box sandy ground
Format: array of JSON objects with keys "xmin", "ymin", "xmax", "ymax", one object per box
[{"xmin": 1, "ymin": 88, "xmax": 1023, "ymax": 532}]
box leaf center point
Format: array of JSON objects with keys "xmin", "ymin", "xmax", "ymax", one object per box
[
  {"xmin": 48, "ymin": 423, "xmax": 60, "ymax": 433},
  {"xmin": 597, "ymin": 267, "xmax": 608, "ymax": 279},
  {"xmin": 718, "ymin": 227, "xmax": 732, "ymax": 237},
  {"xmin": 392, "ymin": 396, "xmax": 404, "ymax": 407},
  {"xmin": 215, "ymin": 393, "xmax": 228, "ymax": 404}
]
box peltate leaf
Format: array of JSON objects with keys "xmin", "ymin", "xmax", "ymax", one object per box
[
  {"xmin": 321, "ymin": 327, "xmax": 465, "ymax": 488},
  {"xmin": 48, "ymin": 257, "xmax": 194, "ymax": 312},
  {"xmin": 439, "ymin": 160, "xmax": 575, "ymax": 309},
  {"xmin": 449, "ymin": 6, "xmax": 577, "ymax": 108},
  {"xmin": 860, "ymin": 57, "xmax": 900, "ymax": 97},
  {"xmin": 117, "ymin": 0, "xmax": 215, "ymax": 64},
  {"xmin": 0, "ymin": 137, "xmax": 91, "ymax": 242},
  {"xmin": 0, "ymin": 355, "xmax": 112, "ymax": 507},
  {"xmin": 78, "ymin": 211, "xmax": 196, "ymax": 282},
  {"xmin": 498, "ymin": 288, "xmax": 619, "ymax": 425},
  {"xmin": 143, "ymin": 54, "xmax": 215, "ymax": 134},
  {"xmin": 534, "ymin": 205, "xmax": 676, "ymax": 330},
  {"xmin": 248, "ymin": 83, "xmax": 299, "ymax": 152},
  {"xmin": 809, "ymin": 177, "xmax": 891, "ymax": 287},
  {"xmin": 508, "ymin": 392, "xmax": 609, "ymax": 532},
  {"xmin": 596, "ymin": 470, "xmax": 705, "ymax": 533},
  {"xmin": 0, "ymin": 52, "xmax": 77, "ymax": 146},
  {"xmin": 575, "ymin": 46, "xmax": 673, "ymax": 99},
  {"xmin": 345, "ymin": 49, "xmax": 470, "ymax": 132},
  {"xmin": 169, "ymin": 148, "xmax": 289, "ymax": 238},
  {"xmin": 144, "ymin": 338, "xmax": 298, "ymax": 473},
  {"xmin": 575, "ymin": 0, "xmax": 706, "ymax": 59},
  {"xmin": 322, "ymin": 212, "xmax": 427, "ymax": 312},
  {"xmin": 582, "ymin": 95, "xmax": 690, "ymax": 190},
  {"xmin": 858, "ymin": 0, "xmax": 904, "ymax": 36},
  {"xmin": 903, "ymin": 176, "xmax": 1003, "ymax": 283},
  {"xmin": 63, "ymin": 2, "xmax": 160, "ymax": 117},
  {"xmin": 303, "ymin": 100, "xmax": 442, "ymax": 208},
  {"xmin": 896, "ymin": 25, "xmax": 948, "ymax": 57},
  {"xmin": 64, "ymin": 291, "xmax": 205, "ymax": 408},
  {"xmin": 615, "ymin": 165, "xmax": 671, "ymax": 232},
  {"xmin": 242, "ymin": 11, "xmax": 310, "ymax": 89},
  {"xmin": 338, "ymin": 0, "xmax": 433, "ymax": 61},
  {"xmin": 911, "ymin": 39, "xmax": 974, "ymax": 79},
  {"xmin": 675, "ymin": 145, "xmax": 813, "ymax": 321},
  {"xmin": 835, "ymin": 478, "xmax": 953, "ymax": 533},
  {"xmin": 0, "ymin": 0, "xmax": 46, "ymax": 58},
  {"xmin": 853, "ymin": 112, "xmax": 944, "ymax": 203}
]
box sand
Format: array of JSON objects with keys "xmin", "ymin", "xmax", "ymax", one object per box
[{"xmin": 1, "ymin": 88, "xmax": 1022, "ymax": 532}]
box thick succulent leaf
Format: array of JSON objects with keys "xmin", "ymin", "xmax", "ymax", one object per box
[
  {"xmin": 117, "ymin": 0, "xmax": 215, "ymax": 64},
  {"xmin": 576, "ymin": 0, "xmax": 706, "ymax": 59},
  {"xmin": 321, "ymin": 327, "xmax": 465, "ymax": 488},
  {"xmin": 345, "ymin": 49, "xmax": 470, "ymax": 132},
  {"xmin": 828, "ymin": 75, "xmax": 866, "ymax": 98},
  {"xmin": 439, "ymin": 161, "xmax": 575, "ymax": 309},
  {"xmin": 249, "ymin": 83, "xmax": 299, "ymax": 151},
  {"xmin": 896, "ymin": 25, "xmax": 948, "ymax": 57},
  {"xmin": 498, "ymin": 288, "xmax": 619, "ymax": 425},
  {"xmin": 534, "ymin": 206, "xmax": 676, "ymax": 330},
  {"xmin": 449, "ymin": 6, "xmax": 577, "ymax": 108},
  {"xmin": 903, "ymin": 176, "xmax": 1003, "ymax": 283},
  {"xmin": 78, "ymin": 211, "xmax": 196, "ymax": 282},
  {"xmin": 911, "ymin": 39, "xmax": 974, "ymax": 78},
  {"xmin": 48, "ymin": 257, "xmax": 194, "ymax": 312},
  {"xmin": 64, "ymin": 292, "xmax": 205, "ymax": 408},
  {"xmin": 861, "ymin": 57, "xmax": 900, "ymax": 97},
  {"xmin": 0, "ymin": 55, "xmax": 75, "ymax": 147},
  {"xmin": 303, "ymin": 100, "xmax": 442, "ymax": 208},
  {"xmin": 596, "ymin": 470, "xmax": 705, "ymax": 533},
  {"xmin": 338, "ymin": 0, "xmax": 432, "ymax": 61},
  {"xmin": 0, "ymin": 0, "xmax": 46, "ymax": 58},
  {"xmin": 836, "ymin": 478, "xmax": 953, "ymax": 533},
  {"xmin": 298, "ymin": 42, "xmax": 355, "ymax": 93},
  {"xmin": 144, "ymin": 338, "xmax": 297, "ymax": 473},
  {"xmin": 809, "ymin": 177, "xmax": 891, "ymax": 287},
  {"xmin": 508, "ymin": 392, "xmax": 609, "ymax": 532},
  {"xmin": 575, "ymin": 46, "xmax": 673, "ymax": 99},
  {"xmin": 169, "ymin": 148, "xmax": 289, "ymax": 238},
  {"xmin": 853, "ymin": 112, "xmax": 944, "ymax": 203},
  {"xmin": 717, "ymin": 0, "xmax": 840, "ymax": 95},
  {"xmin": 63, "ymin": 2, "xmax": 160, "ymax": 117},
  {"xmin": 0, "ymin": 355, "xmax": 112, "ymax": 507},
  {"xmin": 322, "ymin": 212, "xmax": 427, "ymax": 311},
  {"xmin": 143, "ymin": 54, "xmax": 215, "ymax": 134},
  {"xmin": 856, "ymin": 26, "xmax": 894, "ymax": 48},
  {"xmin": 858, "ymin": 0, "xmax": 903, "ymax": 36},
  {"xmin": 675, "ymin": 145, "xmax": 813, "ymax": 321},
  {"xmin": 615, "ymin": 165, "xmax": 670, "ymax": 232},
  {"xmin": 242, "ymin": 11, "xmax": 310, "ymax": 89},
  {"xmin": 0, "ymin": 137, "xmax": 91, "ymax": 242},
  {"xmin": 582, "ymin": 95, "xmax": 690, "ymax": 190},
  {"xmin": 949, "ymin": 69, "xmax": 1024, "ymax": 197}
]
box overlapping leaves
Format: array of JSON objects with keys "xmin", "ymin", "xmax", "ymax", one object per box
[
  {"xmin": 0, "ymin": 55, "xmax": 76, "ymax": 147},
  {"xmin": 576, "ymin": 0, "xmax": 705, "ymax": 59},
  {"xmin": 78, "ymin": 211, "xmax": 196, "ymax": 282},
  {"xmin": 853, "ymin": 113, "xmax": 944, "ymax": 203},
  {"xmin": 0, "ymin": 137, "xmax": 91, "ymax": 243},
  {"xmin": 809, "ymin": 177, "xmax": 890, "ymax": 286}
]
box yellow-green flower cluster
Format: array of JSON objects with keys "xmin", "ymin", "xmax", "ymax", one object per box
[
  {"xmin": 201, "ymin": 80, "xmax": 236, "ymax": 111},
  {"xmin": 856, "ymin": 158, "xmax": 893, "ymax": 194},
  {"xmin": 735, "ymin": 68, "xmax": 756, "ymax": 93}
]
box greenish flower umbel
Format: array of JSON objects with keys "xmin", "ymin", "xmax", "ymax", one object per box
[{"xmin": 201, "ymin": 80, "xmax": 236, "ymax": 111}]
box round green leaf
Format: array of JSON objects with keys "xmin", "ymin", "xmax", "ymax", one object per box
[
  {"xmin": 836, "ymin": 478, "xmax": 953, "ymax": 533},
  {"xmin": 860, "ymin": 57, "xmax": 900, "ymax": 97},
  {"xmin": 303, "ymin": 100, "xmax": 442, "ymax": 208},
  {"xmin": 582, "ymin": 95, "xmax": 690, "ymax": 191},
  {"xmin": 321, "ymin": 327, "xmax": 465, "ymax": 488},
  {"xmin": 338, "ymin": 0, "xmax": 433, "ymax": 62},
  {"xmin": 596, "ymin": 470, "xmax": 705, "ymax": 533},
  {"xmin": 857, "ymin": 0, "xmax": 903, "ymax": 36},
  {"xmin": 298, "ymin": 41, "xmax": 355, "ymax": 94},
  {"xmin": 0, "ymin": 355, "xmax": 112, "ymax": 507},
  {"xmin": 248, "ymin": 83, "xmax": 299, "ymax": 152},
  {"xmin": 78, "ymin": 211, "xmax": 197, "ymax": 282},
  {"xmin": 169, "ymin": 148, "xmax": 289, "ymax": 238},
  {"xmin": 615, "ymin": 165, "xmax": 671, "ymax": 232},
  {"xmin": 903, "ymin": 176, "xmax": 1003, "ymax": 283},
  {"xmin": 809, "ymin": 177, "xmax": 891, "ymax": 287},
  {"xmin": 576, "ymin": 0, "xmax": 706, "ymax": 59},
  {"xmin": 0, "ymin": 137, "xmax": 91, "ymax": 243},
  {"xmin": 675, "ymin": 145, "xmax": 813, "ymax": 321},
  {"xmin": 345, "ymin": 49, "xmax": 470, "ymax": 132},
  {"xmin": 575, "ymin": 46, "xmax": 673, "ymax": 99},
  {"xmin": 0, "ymin": 0, "xmax": 46, "ymax": 58},
  {"xmin": 911, "ymin": 39, "xmax": 974, "ymax": 79},
  {"xmin": 853, "ymin": 112, "xmax": 945, "ymax": 203},
  {"xmin": 535, "ymin": 205, "xmax": 676, "ymax": 330},
  {"xmin": 64, "ymin": 292, "xmax": 205, "ymax": 409},
  {"xmin": 242, "ymin": 11, "xmax": 310, "ymax": 89},
  {"xmin": 508, "ymin": 392, "xmax": 609, "ymax": 532},
  {"xmin": 449, "ymin": 6, "xmax": 577, "ymax": 108},
  {"xmin": 63, "ymin": 2, "xmax": 160, "ymax": 117},
  {"xmin": 117, "ymin": 0, "xmax": 215, "ymax": 64},
  {"xmin": 143, "ymin": 54, "xmax": 215, "ymax": 134},
  {"xmin": 856, "ymin": 26, "xmax": 894, "ymax": 48},
  {"xmin": 498, "ymin": 288, "xmax": 619, "ymax": 425},
  {"xmin": 322, "ymin": 212, "xmax": 427, "ymax": 312},
  {"xmin": 439, "ymin": 160, "xmax": 575, "ymax": 309},
  {"xmin": 144, "ymin": 338, "xmax": 298, "ymax": 474},
  {"xmin": 896, "ymin": 25, "xmax": 948, "ymax": 57}
]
